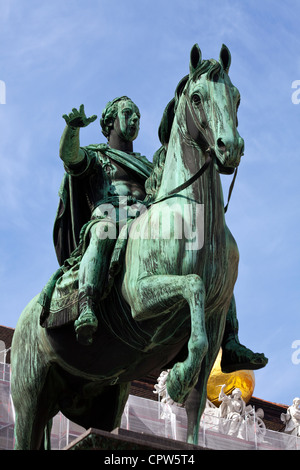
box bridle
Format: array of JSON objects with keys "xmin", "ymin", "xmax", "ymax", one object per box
[
  {"xmin": 149, "ymin": 87, "xmax": 238, "ymax": 212},
  {"xmin": 184, "ymin": 89, "xmax": 239, "ymax": 213}
]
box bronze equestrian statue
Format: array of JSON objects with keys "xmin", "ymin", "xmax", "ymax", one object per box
[{"xmin": 11, "ymin": 44, "xmax": 267, "ymax": 449}]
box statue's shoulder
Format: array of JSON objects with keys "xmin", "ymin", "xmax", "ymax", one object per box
[
  {"xmin": 133, "ymin": 153, "xmax": 153, "ymax": 169},
  {"xmin": 82, "ymin": 144, "xmax": 153, "ymax": 178},
  {"xmin": 82, "ymin": 143, "xmax": 111, "ymax": 166},
  {"xmin": 84, "ymin": 143, "xmax": 107, "ymax": 152},
  {"xmin": 83, "ymin": 143, "xmax": 108, "ymax": 157}
]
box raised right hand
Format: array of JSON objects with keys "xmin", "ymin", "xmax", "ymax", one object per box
[{"xmin": 62, "ymin": 104, "xmax": 97, "ymax": 128}]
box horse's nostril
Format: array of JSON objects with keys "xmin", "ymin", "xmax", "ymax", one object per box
[{"xmin": 217, "ymin": 138, "xmax": 226, "ymax": 153}]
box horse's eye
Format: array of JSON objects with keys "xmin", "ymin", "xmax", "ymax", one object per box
[
  {"xmin": 191, "ymin": 94, "xmax": 201, "ymax": 105},
  {"xmin": 213, "ymin": 73, "xmax": 219, "ymax": 82}
]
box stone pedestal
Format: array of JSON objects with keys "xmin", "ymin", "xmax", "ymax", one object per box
[{"xmin": 64, "ymin": 427, "xmax": 206, "ymax": 451}]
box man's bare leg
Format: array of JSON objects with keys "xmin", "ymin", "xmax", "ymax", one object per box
[{"xmin": 74, "ymin": 220, "xmax": 116, "ymax": 345}]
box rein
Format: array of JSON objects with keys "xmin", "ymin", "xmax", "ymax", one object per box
[
  {"xmin": 147, "ymin": 153, "xmax": 212, "ymax": 206},
  {"xmin": 224, "ymin": 167, "xmax": 238, "ymax": 213}
]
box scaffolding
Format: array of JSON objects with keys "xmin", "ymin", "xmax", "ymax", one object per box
[
  {"xmin": 0, "ymin": 360, "xmax": 14, "ymax": 450},
  {"xmin": 1, "ymin": 360, "xmax": 299, "ymax": 450}
]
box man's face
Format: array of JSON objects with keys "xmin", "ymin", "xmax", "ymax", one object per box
[{"xmin": 113, "ymin": 100, "xmax": 140, "ymax": 142}]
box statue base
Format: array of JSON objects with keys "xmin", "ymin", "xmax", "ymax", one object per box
[{"xmin": 63, "ymin": 427, "xmax": 205, "ymax": 451}]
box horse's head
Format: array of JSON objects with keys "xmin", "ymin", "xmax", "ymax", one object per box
[
  {"xmin": 186, "ymin": 44, "xmax": 244, "ymax": 174},
  {"xmin": 159, "ymin": 44, "xmax": 244, "ymax": 175}
]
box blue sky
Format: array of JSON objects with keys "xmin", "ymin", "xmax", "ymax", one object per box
[{"xmin": 0, "ymin": 0, "xmax": 299, "ymax": 408}]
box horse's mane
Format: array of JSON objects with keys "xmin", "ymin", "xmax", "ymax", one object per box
[
  {"xmin": 144, "ymin": 145, "xmax": 167, "ymax": 203},
  {"xmin": 145, "ymin": 59, "xmax": 222, "ymax": 204}
]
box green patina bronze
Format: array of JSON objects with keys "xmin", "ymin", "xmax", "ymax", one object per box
[{"xmin": 11, "ymin": 44, "xmax": 267, "ymax": 449}]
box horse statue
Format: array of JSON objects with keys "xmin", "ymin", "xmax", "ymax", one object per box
[{"xmin": 11, "ymin": 44, "xmax": 257, "ymax": 449}]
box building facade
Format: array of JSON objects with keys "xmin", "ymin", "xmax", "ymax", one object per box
[{"xmin": 1, "ymin": 325, "xmax": 297, "ymax": 450}]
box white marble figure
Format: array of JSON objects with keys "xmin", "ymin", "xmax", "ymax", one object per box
[
  {"xmin": 218, "ymin": 385, "xmax": 246, "ymax": 436},
  {"xmin": 217, "ymin": 384, "xmax": 265, "ymax": 440},
  {"xmin": 153, "ymin": 370, "xmax": 177, "ymax": 439},
  {"xmin": 154, "ymin": 373, "xmax": 266, "ymax": 443},
  {"xmin": 281, "ymin": 397, "xmax": 300, "ymax": 437},
  {"xmin": 153, "ymin": 370, "xmax": 175, "ymax": 406}
]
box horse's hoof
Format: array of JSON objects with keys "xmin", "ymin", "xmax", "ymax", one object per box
[
  {"xmin": 74, "ymin": 314, "xmax": 98, "ymax": 346},
  {"xmin": 166, "ymin": 365, "xmax": 190, "ymax": 404},
  {"xmin": 221, "ymin": 342, "xmax": 268, "ymax": 373}
]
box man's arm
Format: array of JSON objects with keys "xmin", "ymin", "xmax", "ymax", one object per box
[{"xmin": 59, "ymin": 104, "xmax": 97, "ymax": 166}]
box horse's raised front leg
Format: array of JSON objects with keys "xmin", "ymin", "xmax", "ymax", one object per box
[
  {"xmin": 185, "ymin": 308, "xmax": 228, "ymax": 445},
  {"xmin": 126, "ymin": 273, "xmax": 208, "ymax": 404},
  {"xmin": 185, "ymin": 356, "xmax": 213, "ymax": 445}
]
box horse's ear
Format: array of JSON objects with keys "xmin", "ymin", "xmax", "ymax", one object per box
[
  {"xmin": 189, "ymin": 44, "xmax": 202, "ymax": 75},
  {"xmin": 219, "ymin": 44, "xmax": 231, "ymax": 74}
]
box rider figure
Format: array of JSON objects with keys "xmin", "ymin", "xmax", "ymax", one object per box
[{"xmin": 59, "ymin": 97, "xmax": 150, "ymax": 345}]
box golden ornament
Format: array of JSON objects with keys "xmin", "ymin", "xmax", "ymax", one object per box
[{"xmin": 207, "ymin": 349, "xmax": 255, "ymax": 406}]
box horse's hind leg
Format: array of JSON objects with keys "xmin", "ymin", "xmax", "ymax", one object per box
[
  {"xmin": 11, "ymin": 358, "xmax": 51, "ymax": 450},
  {"xmin": 13, "ymin": 393, "xmax": 50, "ymax": 450},
  {"xmin": 11, "ymin": 299, "xmax": 52, "ymax": 449},
  {"xmin": 125, "ymin": 273, "xmax": 208, "ymax": 404}
]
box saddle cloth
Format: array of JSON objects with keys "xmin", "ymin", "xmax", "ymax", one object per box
[{"xmin": 39, "ymin": 220, "xmax": 132, "ymax": 329}]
